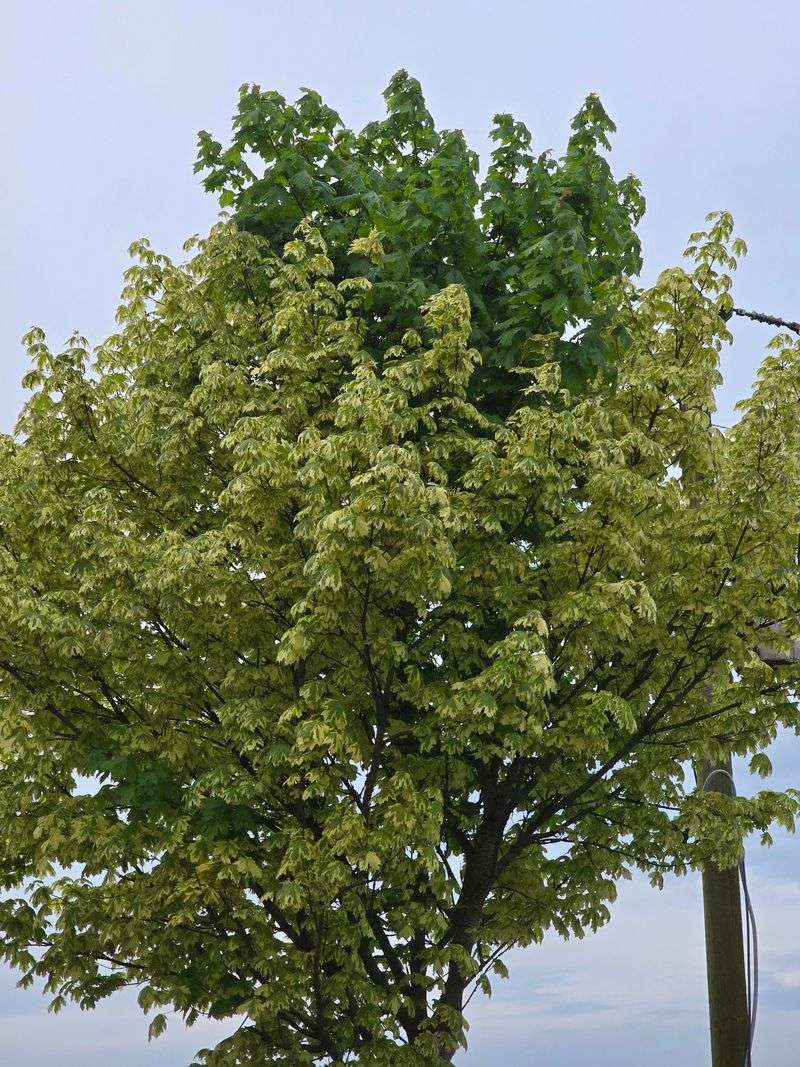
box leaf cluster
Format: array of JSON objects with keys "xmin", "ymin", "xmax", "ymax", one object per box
[{"xmin": 196, "ymin": 70, "xmax": 644, "ymax": 409}]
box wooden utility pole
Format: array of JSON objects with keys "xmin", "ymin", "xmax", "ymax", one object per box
[
  {"xmin": 691, "ymin": 307, "xmax": 800, "ymax": 1065},
  {"xmin": 688, "ymin": 475, "xmax": 750, "ymax": 1064},
  {"xmin": 694, "ymin": 638, "xmax": 798, "ymax": 1067},
  {"xmin": 695, "ymin": 757, "xmax": 749, "ymax": 1067}
]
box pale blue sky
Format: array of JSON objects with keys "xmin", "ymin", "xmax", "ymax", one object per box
[{"xmin": 2, "ymin": 1, "xmax": 799, "ymax": 1063}]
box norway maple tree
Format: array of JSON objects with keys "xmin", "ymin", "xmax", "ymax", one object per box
[{"xmin": 0, "ymin": 73, "xmax": 798, "ymax": 1065}]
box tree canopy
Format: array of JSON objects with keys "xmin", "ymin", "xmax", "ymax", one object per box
[
  {"xmin": 0, "ymin": 73, "xmax": 799, "ymax": 1066},
  {"xmin": 196, "ymin": 69, "xmax": 644, "ymax": 410}
]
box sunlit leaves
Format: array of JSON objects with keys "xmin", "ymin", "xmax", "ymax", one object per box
[{"xmin": 1, "ymin": 87, "xmax": 799, "ymax": 1067}]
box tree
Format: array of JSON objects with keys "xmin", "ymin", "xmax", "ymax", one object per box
[{"xmin": 0, "ymin": 75, "xmax": 798, "ymax": 1066}]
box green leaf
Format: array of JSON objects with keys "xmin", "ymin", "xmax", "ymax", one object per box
[
  {"xmin": 749, "ymin": 753, "xmax": 773, "ymax": 779},
  {"xmin": 148, "ymin": 1013, "xmax": 168, "ymax": 1041}
]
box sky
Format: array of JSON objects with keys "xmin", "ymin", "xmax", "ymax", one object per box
[{"xmin": 1, "ymin": 0, "xmax": 799, "ymax": 1063}]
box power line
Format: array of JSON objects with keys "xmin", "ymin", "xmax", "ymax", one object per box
[{"xmin": 724, "ymin": 306, "xmax": 800, "ymax": 336}]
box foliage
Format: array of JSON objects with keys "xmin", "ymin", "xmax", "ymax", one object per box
[
  {"xmin": 196, "ymin": 70, "xmax": 644, "ymax": 408},
  {"xmin": 1, "ymin": 77, "xmax": 799, "ymax": 1066}
]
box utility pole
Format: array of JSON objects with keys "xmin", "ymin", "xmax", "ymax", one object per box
[
  {"xmin": 694, "ymin": 626, "xmax": 800, "ymax": 1067},
  {"xmin": 686, "ymin": 453, "xmax": 749, "ymax": 1065},
  {"xmin": 689, "ymin": 305, "xmax": 800, "ymax": 1067},
  {"xmin": 695, "ymin": 756, "xmax": 749, "ymax": 1067}
]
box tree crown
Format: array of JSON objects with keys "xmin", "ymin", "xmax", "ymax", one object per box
[{"xmin": 0, "ymin": 75, "xmax": 798, "ymax": 1066}]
